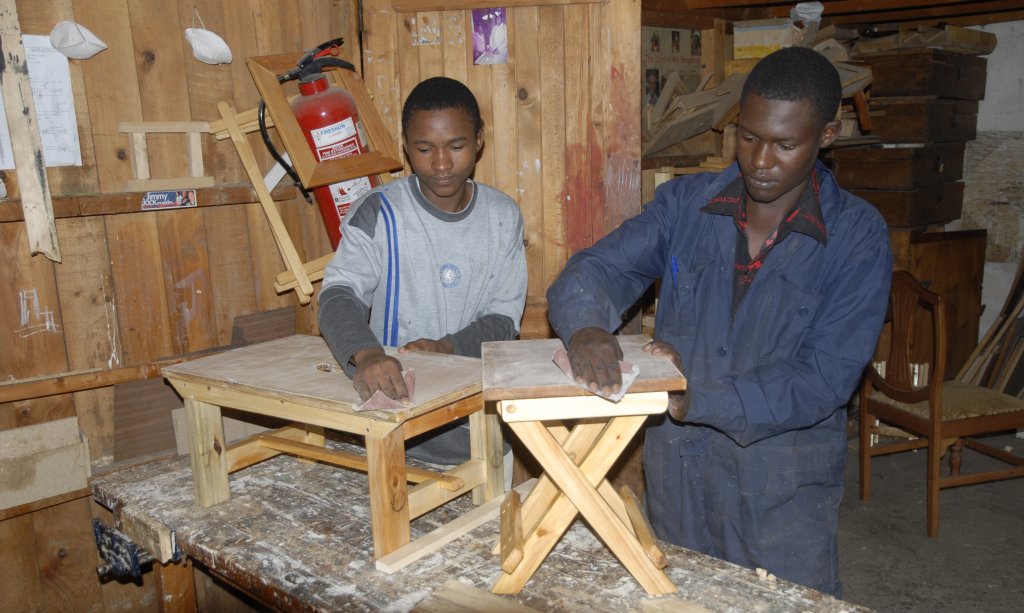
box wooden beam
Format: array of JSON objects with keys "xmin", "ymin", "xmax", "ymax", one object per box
[
  {"xmin": 0, "ymin": 3, "xmax": 60, "ymax": 261},
  {"xmin": 500, "ymin": 490, "xmax": 524, "ymax": 573},
  {"xmin": 618, "ymin": 485, "xmax": 669, "ymax": 570},
  {"xmin": 0, "ymin": 356, "xmax": 216, "ymax": 404},
  {"xmin": 0, "ymin": 487, "xmax": 91, "ymax": 522},
  {"xmin": 0, "ymin": 184, "xmax": 297, "ymax": 223},
  {"xmin": 392, "ymin": 0, "xmax": 600, "ymax": 12},
  {"xmin": 375, "ymin": 479, "xmax": 537, "ymax": 574},
  {"xmin": 256, "ymin": 435, "xmax": 466, "ymax": 491}
]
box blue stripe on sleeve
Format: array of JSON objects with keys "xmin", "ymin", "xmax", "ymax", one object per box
[{"xmin": 379, "ymin": 194, "xmax": 400, "ymax": 346}]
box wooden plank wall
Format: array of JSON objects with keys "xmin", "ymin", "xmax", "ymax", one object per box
[
  {"xmin": 362, "ymin": 0, "xmax": 642, "ymax": 338},
  {"xmin": 1, "ymin": 1, "xmax": 357, "ymax": 610}
]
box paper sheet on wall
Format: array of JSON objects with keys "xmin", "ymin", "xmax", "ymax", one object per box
[{"xmin": 0, "ymin": 34, "xmax": 82, "ymax": 170}]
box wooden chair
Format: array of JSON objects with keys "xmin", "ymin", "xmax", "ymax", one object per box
[{"xmin": 859, "ymin": 270, "xmax": 1024, "ymax": 537}]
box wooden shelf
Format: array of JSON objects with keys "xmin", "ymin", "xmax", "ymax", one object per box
[{"xmin": 0, "ymin": 183, "xmax": 298, "ymax": 223}]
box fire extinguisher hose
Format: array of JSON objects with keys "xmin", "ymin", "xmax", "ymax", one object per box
[{"xmin": 258, "ymin": 99, "xmax": 313, "ymax": 203}]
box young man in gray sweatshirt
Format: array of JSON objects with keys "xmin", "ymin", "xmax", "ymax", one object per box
[{"xmin": 318, "ymin": 77, "xmax": 527, "ymax": 464}]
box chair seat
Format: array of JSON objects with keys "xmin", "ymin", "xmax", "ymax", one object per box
[{"xmin": 870, "ymin": 380, "xmax": 1024, "ymax": 420}]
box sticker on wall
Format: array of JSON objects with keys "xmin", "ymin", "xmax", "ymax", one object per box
[
  {"xmin": 406, "ymin": 15, "xmax": 441, "ymax": 46},
  {"xmin": 141, "ymin": 190, "xmax": 197, "ymax": 211},
  {"xmin": 472, "ymin": 8, "xmax": 507, "ymax": 65}
]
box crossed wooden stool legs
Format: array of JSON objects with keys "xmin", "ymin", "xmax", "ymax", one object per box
[{"xmin": 493, "ymin": 392, "xmax": 676, "ymax": 596}]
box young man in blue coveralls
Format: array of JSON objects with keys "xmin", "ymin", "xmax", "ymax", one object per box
[{"xmin": 546, "ymin": 47, "xmax": 893, "ymax": 596}]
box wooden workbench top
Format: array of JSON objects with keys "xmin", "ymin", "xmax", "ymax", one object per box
[{"xmin": 93, "ymin": 442, "xmax": 870, "ymax": 613}]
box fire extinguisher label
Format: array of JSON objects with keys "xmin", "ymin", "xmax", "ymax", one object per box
[
  {"xmin": 310, "ymin": 118, "xmax": 359, "ymax": 159},
  {"xmin": 329, "ymin": 176, "xmax": 374, "ymax": 207}
]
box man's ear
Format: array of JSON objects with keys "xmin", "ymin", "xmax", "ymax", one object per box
[
  {"xmin": 475, "ymin": 128, "xmax": 484, "ymax": 151},
  {"xmin": 819, "ymin": 120, "xmax": 841, "ymax": 149}
]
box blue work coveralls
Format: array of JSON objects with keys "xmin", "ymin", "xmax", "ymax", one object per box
[{"xmin": 546, "ymin": 161, "xmax": 892, "ymax": 596}]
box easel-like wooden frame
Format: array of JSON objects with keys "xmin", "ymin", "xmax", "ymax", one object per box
[{"xmin": 217, "ymin": 53, "xmax": 404, "ymax": 304}]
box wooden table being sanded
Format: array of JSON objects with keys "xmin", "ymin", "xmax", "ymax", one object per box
[{"xmin": 160, "ymin": 334, "xmax": 503, "ymax": 558}]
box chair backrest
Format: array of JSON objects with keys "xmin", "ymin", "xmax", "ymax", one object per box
[{"xmin": 868, "ymin": 270, "xmax": 948, "ymax": 403}]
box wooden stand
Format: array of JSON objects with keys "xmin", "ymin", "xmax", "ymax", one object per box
[
  {"xmin": 482, "ymin": 336, "xmax": 686, "ymax": 596},
  {"xmin": 162, "ymin": 334, "xmax": 503, "ymax": 558},
  {"xmin": 212, "ymin": 53, "xmax": 404, "ymax": 304}
]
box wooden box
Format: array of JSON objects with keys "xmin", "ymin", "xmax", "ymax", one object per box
[
  {"xmin": 733, "ymin": 18, "xmax": 806, "ymax": 59},
  {"xmin": 889, "ymin": 229, "xmax": 986, "ymax": 378},
  {"xmin": 830, "ymin": 142, "xmax": 965, "ymax": 190},
  {"xmin": 856, "ymin": 48, "xmax": 987, "ymax": 100},
  {"xmin": 869, "ymin": 98, "xmax": 978, "ymax": 143},
  {"xmin": 853, "ymin": 181, "xmax": 963, "ymax": 228}
]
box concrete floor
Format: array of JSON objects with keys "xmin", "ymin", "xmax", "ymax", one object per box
[{"xmin": 838, "ymin": 428, "xmax": 1024, "ymax": 612}]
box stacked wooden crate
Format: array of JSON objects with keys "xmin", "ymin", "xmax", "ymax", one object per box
[{"xmin": 831, "ymin": 33, "xmax": 996, "ymax": 377}]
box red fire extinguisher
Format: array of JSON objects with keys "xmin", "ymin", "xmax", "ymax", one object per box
[{"xmin": 269, "ymin": 39, "xmax": 378, "ymax": 249}]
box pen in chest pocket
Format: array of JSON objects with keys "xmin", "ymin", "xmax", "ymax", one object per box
[{"xmin": 671, "ymin": 255, "xmax": 678, "ymax": 287}]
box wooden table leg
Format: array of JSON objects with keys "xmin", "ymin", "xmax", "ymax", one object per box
[
  {"xmin": 470, "ymin": 400, "xmax": 504, "ymax": 504},
  {"xmin": 184, "ymin": 399, "xmax": 229, "ymax": 507},
  {"xmin": 365, "ymin": 426, "xmax": 411, "ymax": 557},
  {"xmin": 495, "ymin": 415, "xmax": 675, "ymax": 596}
]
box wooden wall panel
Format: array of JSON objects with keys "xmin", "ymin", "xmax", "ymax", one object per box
[
  {"xmin": 32, "ymin": 497, "xmax": 105, "ymax": 611},
  {"xmin": 417, "ymin": 12, "xmax": 445, "ymax": 79},
  {"xmin": 0, "ymin": 223, "xmax": 74, "ymax": 429},
  {"xmin": 13, "ymin": 0, "xmax": 99, "ymax": 197},
  {"xmin": 203, "ymin": 205, "xmax": 258, "ymax": 347},
  {"xmin": 0, "ymin": 514, "xmax": 44, "ymax": 610},
  {"xmin": 129, "ymin": 0, "xmax": 189, "ymax": 181},
  {"xmin": 75, "ymin": 0, "xmax": 143, "ymax": 192},
  {"xmin": 179, "ymin": 0, "xmax": 243, "ymax": 185},
  {"xmin": 54, "ymin": 216, "xmax": 120, "ymax": 462},
  {"xmin": 157, "ymin": 209, "xmax": 219, "ymax": 354},
  {"xmin": 362, "ymin": 0, "xmax": 641, "ymax": 331},
  {"xmin": 564, "ymin": 4, "xmax": 594, "ymax": 255},
  {"xmin": 2, "ymin": 2, "xmax": 361, "ymax": 610},
  {"xmin": 539, "ymin": 7, "xmax": 567, "ymax": 290},
  {"xmin": 105, "ymin": 213, "xmax": 173, "ymax": 365},
  {"xmin": 514, "ymin": 7, "xmax": 545, "ymax": 297}
]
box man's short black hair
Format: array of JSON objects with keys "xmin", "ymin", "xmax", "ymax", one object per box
[
  {"xmin": 402, "ymin": 77, "xmax": 483, "ymax": 136},
  {"xmin": 740, "ymin": 47, "xmax": 841, "ymax": 127}
]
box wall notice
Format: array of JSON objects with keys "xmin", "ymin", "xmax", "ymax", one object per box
[
  {"xmin": 0, "ymin": 34, "xmax": 82, "ymax": 170},
  {"xmin": 642, "ymin": 26, "xmax": 704, "ymax": 107}
]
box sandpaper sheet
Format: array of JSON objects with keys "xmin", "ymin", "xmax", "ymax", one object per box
[
  {"xmin": 551, "ymin": 348, "xmax": 639, "ymax": 402},
  {"xmin": 353, "ymin": 368, "xmax": 416, "ymax": 412}
]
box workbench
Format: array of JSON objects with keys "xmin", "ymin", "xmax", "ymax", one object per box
[{"xmin": 92, "ymin": 442, "xmax": 872, "ymax": 612}]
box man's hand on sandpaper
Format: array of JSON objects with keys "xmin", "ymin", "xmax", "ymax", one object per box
[
  {"xmin": 566, "ymin": 327, "xmax": 624, "ymax": 397},
  {"xmin": 352, "ymin": 347, "xmax": 410, "ymax": 404}
]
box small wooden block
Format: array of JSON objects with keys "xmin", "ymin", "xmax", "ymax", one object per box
[
  {"xmin": 412, "ymin": 579, "xmax": 540, "ymax": 613},
  {"xmin": 500, "ymin": 490, "xmax": 524, "ymax": 574}
]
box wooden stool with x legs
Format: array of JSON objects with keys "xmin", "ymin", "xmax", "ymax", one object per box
[{"xmin": 482, "ymin": 336, "xmax": 686, "ymax": 596}]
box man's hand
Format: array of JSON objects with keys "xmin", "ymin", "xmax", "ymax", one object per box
[
  {"xmin": 567, "ymin": 327, "xmax": 623, "ymax": 396},
  {"xmin": 643, "ymin": 340, "xmax": 689, "ymax": 421},
  {"xmin": 398, "ymin": 338, "xmax": 455, "ymax": 355},
  {"xmin": 352, "ymin": 347, "xmax": 409, "ymax": 404}
]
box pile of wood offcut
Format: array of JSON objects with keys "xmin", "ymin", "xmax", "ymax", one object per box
[{"xmin": 642, "ymin": 24, "xmax": 874, "ymax": 159}]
